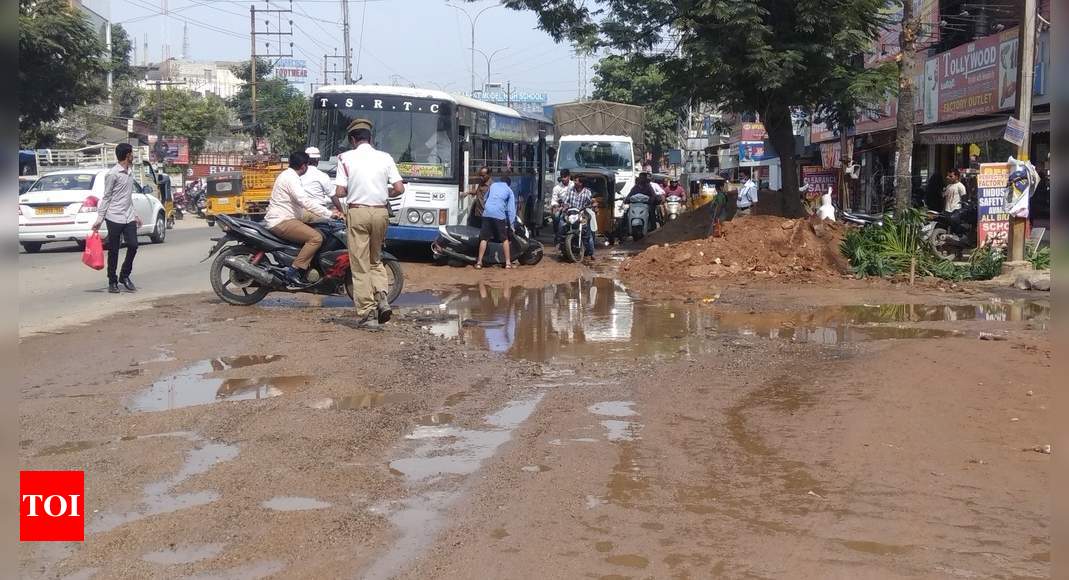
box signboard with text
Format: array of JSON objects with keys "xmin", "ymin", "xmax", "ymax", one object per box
[
  {"xmin": 148, "ymin": 135, "xmax": 189, "ymax": 164},
  {"xmin": 802, "ymin": 165, "xmax": 839, "ymax": 200},
  {"xmin": 275, "ymin": 58, "xmax": 308, "ymax": 82},
  {"xmin": 976, "ymin": 162, "xmax": 1010, "ymax": 248}
]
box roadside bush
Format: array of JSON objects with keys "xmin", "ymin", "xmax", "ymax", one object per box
[
  {"xmin": 1027, "ymin": 243, "xmax": 1050, "ymax": 270},
  {"xmin": 840, "ymin": 209, "xmax": 1004, "ymax": 281}
]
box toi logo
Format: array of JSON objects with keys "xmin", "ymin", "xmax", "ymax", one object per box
[{"xmin": 20, "ymin": 471, "xmax": 85, "ymax": 542}]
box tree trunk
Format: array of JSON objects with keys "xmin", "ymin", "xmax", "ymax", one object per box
[
  {"xmin": 765, "ymin": 103, "xmax": 803, "ymax": 217},
  {"xmin": 894, "ymin": 1, "xmax": 917, "ymax": 215}
]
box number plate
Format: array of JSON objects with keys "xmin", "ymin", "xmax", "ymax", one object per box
[
  {"xmin": 35, "ymin": 206, "xmax": 64, "ymax": 215},
  {"xmin": 216, "ymin": 197, "xmax": 229, "ymax": 204}
]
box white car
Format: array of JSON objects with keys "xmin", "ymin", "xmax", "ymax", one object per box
[{"xmin": 18, "ymin": 169, "xmax": 168, "ymax": 253}]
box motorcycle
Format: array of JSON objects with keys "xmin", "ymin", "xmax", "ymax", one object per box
[
  {"xmin": 840, "ymin": 209, "xmax": 885, "ymax": 228},
  {"xmin": 431, "ymin": 217, "xmax": 544, "ymax": 267},
  {"xmin": 923, "ymin": 198, "xmax": 978, "ymax": 261},
  {"xmin": 665, "ymin": 194, "xmax": 684, "ymax": 221},
  {"xmin": 557, "ymin": 206, "xmax": 596, "ymax": 263},
  {"xmin": 173, "ymin": 189, "xmax": 189, "ymax": 220},
  {"xmin": 205, "ymin": 214, "xmax": 404, "ymax": 306},
  {"xmin": 621, "ymin": 193, "xmax": 653, "ymax": 241}
]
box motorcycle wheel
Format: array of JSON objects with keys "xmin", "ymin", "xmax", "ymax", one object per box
[
  {"xmin": 631, "ymin": 225, "xmax": 645, "ymax": 241},
  {"xmin": 562, "ymin": 234, "xmax": 582, "ymax": 263},
  {"xmin": 930, "ymin": 227, "xmax": 961, "ymax": 261},
  {"xmin": 518, "ymin": 242, "xmax": 544, "ymax": 266},
  {"xmin": 210, "ymin": 245, "xmax": 272, "ymax": 306},
  {"xmin": 346, "ymin": 258, "xmax": 405, "ymax": 304}
]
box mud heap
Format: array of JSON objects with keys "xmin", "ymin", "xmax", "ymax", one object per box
[{"xmin": 621, "ymin": 213, "xmax": 851, "ymax": 292}]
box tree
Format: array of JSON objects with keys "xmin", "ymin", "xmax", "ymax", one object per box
[
  {"xmin": 228, "ymin": 58, "xmax": 309, "ymax": 152},
  {"xmin": 19, "ymin": 0, "xmax": 108, "ymax": 145},
  {"xmin": 505, "ymin": 0, "xmax": 894, "ymax": 216},
  {"xmin": 893, "ymin": 2, "xmax": 919, "ymax": 215},
  {"xmin": 141, "ymin": 89, "xmax": 232, "ymax": 159},
  {"xmin": 591, "ymin": 54, "xmax": 686, "ymax": 170}
]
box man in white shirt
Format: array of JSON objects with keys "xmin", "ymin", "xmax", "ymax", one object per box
[
  {"xmin": 737, "ymin": 172, "xmax": 758, "ymax": 215},
  {"xmin": 301, "ymin": 146, "xmax": 335, "ymax": 217},
  {"xmin": 333, "ymin": 118, "xmax": 405, "ymax": 329},
  {"xmin": 942, "ymin": 169, "xmax": 966, "ymax": 212},
  {"xmin": 550, "ymin": 169, "xmax": 574, "ymax": 243},
  {"xmin": 264, "ymin": 151, "xmax": 334, "ymax": 286}
]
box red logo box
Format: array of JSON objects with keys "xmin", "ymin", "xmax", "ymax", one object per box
[{"xmin": 20, "ymin": 471, "xmax": 85, "ymax": 542}]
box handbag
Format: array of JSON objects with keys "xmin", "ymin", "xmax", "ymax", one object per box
[{"xmin": 82, "ymin": 232, "xmax": 105, "ymax": 270}]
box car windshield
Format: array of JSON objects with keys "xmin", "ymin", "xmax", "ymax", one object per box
[
  {"xmin": 29, "ymin": 173, "xmax": 97, "ymax": 192},
  {"xmin": 311, "ymin": 105, "xmax": 455, "ymax": 180},
  {"xmin": 558, "ymin": 141, "xmax": 633, "ymax": 171}
]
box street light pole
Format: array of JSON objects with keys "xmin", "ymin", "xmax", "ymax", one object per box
[
  {"xmin": 447, "ymin": 2, "xmax": 500, "ymax": 93},
  {"xmin": 471, "ymin": 47, "xmax": 507, "ymax": 89}
]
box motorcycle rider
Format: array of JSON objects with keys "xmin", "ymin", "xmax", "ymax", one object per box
[
  {"xmin": 621, "ymin": 173, "xmax": 661, "ymax": 238},
  {"xmin": 550, "ymin": 169, "xmax": 575, "ymax": 244},
  {"xmin": 264, "ymin": 151, "xmax": 335, "ymax": 286},
  {"xmin": 560, "ymin": 174, "xmax": 595, "ymax": 260},
  {"xmin": 301, "ymin": 146, "xmax": 336, "ymax": 217}
]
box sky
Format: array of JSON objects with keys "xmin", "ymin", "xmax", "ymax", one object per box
[{"xmin": 111, "ymin": 0, "xmax": 598, "ymax": 103}]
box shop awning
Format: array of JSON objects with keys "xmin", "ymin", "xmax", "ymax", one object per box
[{"xmin": 917, "ymin": 113, "xmax": 1050, "ymax": 145}]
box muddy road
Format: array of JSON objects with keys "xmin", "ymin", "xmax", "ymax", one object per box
[{"xmin": 19, "ymin": 260, "xmax": 1051, "ymax": 579}]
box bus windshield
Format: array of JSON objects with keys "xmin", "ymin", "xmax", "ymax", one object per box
[
  {"xmin": 311, "ymin": 105, "xmax": 455, "ymax": 180},
  {"xmin": 557, "ymin": 141, "xmax": 633, "ymax": 171}
]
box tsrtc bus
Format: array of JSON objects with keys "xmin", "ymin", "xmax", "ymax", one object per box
[{"xmin": 308, "ymin": 85, "xmax": 554, "ymax": 244}]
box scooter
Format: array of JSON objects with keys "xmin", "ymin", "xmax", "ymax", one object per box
[
  {"xmin": 923, "ymin": 198, "xmax": 978, "ymax": 260},
  {"xmin": 431, "ymin": 217, "xmax": 544, "ymax": 267},
  {"xmin": 621, "ymin": 193, "xmax": 653, "ymax": 241},
  {"xmin": 205, "ymin": 214, "xmax": 404, "ymax": 306},
  {"xmin": 665, "ymin": 194, "xmax": 684, "ymax": 221}
]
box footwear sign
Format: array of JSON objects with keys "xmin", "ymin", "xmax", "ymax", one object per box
[{"xmin": 20, "ymin": 471, "xmax": 84, "ymax": 542}]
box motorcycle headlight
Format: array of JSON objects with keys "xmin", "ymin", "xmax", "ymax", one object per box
[
  {"xmin": 421, "ymin": 210, "xmax": 435, "ymax": 225},
  {"xmin": 407, "ymin": 209, "xmax": 421, "ymax": 224},
  {"xmin": 566, "ymin": 214, "xmax": 580, "ymax": 224}
]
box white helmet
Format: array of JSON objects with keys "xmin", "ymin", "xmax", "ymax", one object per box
[{"xmin": 304, "ymin": 146, "xmax": 321, "ymax": 160}]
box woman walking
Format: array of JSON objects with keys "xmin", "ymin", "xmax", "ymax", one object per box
[{"xmin": 476, "ymin": 176, "xmax": 516, "ymax": 269}]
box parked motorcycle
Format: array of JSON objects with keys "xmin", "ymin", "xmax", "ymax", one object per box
[
  {"xmin": 206, "ymin": 214, "xmax": 403, "ymax": 306},
  {"xmin": 840, "ymin": 209, "xmax": 885, "ymax": 228},
  {"xmin": 923, "ymin": 198, "xmax": 977, "ymax": 260},
  {"xmin": 665, "ymin": 194, "xmax": 684, "ymax": 221},
  {"xmin": 431, "ymin": 217, "xmax": 544, "ymax": 267},
  {"xmin": 557, "ymin": 207, "xmax": 596, "ymax": 263},
  {"xmin": 621, "ymin": 193, "xmax": 653, "ymax": 241}
]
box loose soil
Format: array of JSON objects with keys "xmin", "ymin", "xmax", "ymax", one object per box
[{"xmin": 18, "ymin": 256, "xmax": 1051, "ymax": 579}]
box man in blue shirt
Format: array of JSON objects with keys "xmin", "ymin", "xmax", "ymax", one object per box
[{"xmin": 476, "ymin": 177, "xmax": 516, "ymax": 269}]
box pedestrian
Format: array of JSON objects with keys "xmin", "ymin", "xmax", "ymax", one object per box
[
  {"xmin": 92, "ymin": 143, "xmax": 141, "ymax": 294},
  {"xmin": 264, "ymin": 151, "xmax": 335, "ymax": 286},
  {"xmin": 301, "ymin": 146, "xmax": 336, "ymax": 217},
  {"xmin": 942, "ymin": 169, "xmax": 966, "ymax": 212},
  {"xmin": 333, "ymin": 118, "xmax": 405, "ymax": 329},
  {"xmin": 466, "ymin": 165, "xmax": 492, "ymax": 227},
  {"xmin": 476, "ymin": 176, "xmax": 516, "ymax": 269},
  {"xmin": 736, "ymin": 172, "xmax": 758, "ymax": 216}
]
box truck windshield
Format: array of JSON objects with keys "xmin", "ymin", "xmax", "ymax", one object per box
[
  {"xmin": 557, "ymin": 141, "xmax": 633, "ymax": 171},
  {"xmin": 311, "ymin": 106, "xmax": 455, "ymax": 180}
]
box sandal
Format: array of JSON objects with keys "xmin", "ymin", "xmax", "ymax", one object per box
[
  {"xmin": 474, "ymin": 263, "xmax": 483, "ymax": 269},
  {"xmin": 504, "ymin": 263, "xmax": 513, "ymax": 269}
]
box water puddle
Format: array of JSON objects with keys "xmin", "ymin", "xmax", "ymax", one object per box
[
  {"xmin": 89, "ymin": 432, "xmax": 238, "ymax": 533},
  {"xmin": 184, "ymin": 560, "xmax": 284, "ymax": 580},
  {"xmin": 397, "ymin": 277, "xmax": 1049, "ymax": 361},
  {"xmin": 307, "ymin": 392, "xmax": 416, "ymax": 410},
  {"xmin": 141, "ymin": 543, "xmax": 224, "ymax": 565},
  {"xmin": 588, "ymin": 401, "xmax": 638, "ymax": 417},
  {"xmin": 128, "ymin": 356, "xmax": 310, "ymax": 412},
  {"xmin": 261, "ymin": 496, "xmax": 332, "ymax": 512},
  {"xmin": 361, "ymin": 394, "xmax": 544, "ymax": 579}
]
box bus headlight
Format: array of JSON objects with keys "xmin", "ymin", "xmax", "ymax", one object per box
[
  {"xmin": 406, "ymin": 209, "xmax": 421, "ymax": 224},
  {"xmin": 421, "ymin": 210, "xmax": 435, "ymax": 225}
]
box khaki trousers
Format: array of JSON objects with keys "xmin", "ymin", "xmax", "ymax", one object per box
[
  {"xmin": 346, "ymin": 207, "xmax": 389, "ymax": 316},
  {"xmin": 270, "ymin": 219, "xmax": 322, "ymax": 270}
]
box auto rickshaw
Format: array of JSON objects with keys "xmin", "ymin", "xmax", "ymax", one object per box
[
  {"xmin": 204, "ymin": 171, "xmax": 244, "ymax": 227},
  {"xmin": 141, "ymin": 161, "xmax": 176, "ymax": 229}
]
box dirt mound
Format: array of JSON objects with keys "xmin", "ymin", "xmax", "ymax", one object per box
[
  {"xmin": 637, "ymin": 201, "xmax": 720, "ymax": 245},
  {"xmin": 621, "ymin": 215, "xmax": 851, "ymax": 294}
]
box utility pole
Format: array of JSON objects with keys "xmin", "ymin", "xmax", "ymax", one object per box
[
  {"xmin": 341, "ymin": 0, "xmax": 352, "ymax": 83},
  {"xmin": 892, "ymin": 0, "xmax": 917, "ymax": 215},
  {"xmin": 249, "ymin": 2, "xmax": 293, "ymax": 147},
  {"xmin": 324, "ymin": 50, "xmax": 348, "ymax": 86},
  {"xmin": 1009, "ymin": 0, "xmax": 1037, "ymax": 262},
  {"xmin": 506, "ymin": 81, "xmax": 511, "ymax": 108}
]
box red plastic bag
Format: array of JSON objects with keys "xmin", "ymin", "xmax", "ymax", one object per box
[{"xmin": 82, "ymin": 232, "xmax": 104, "ymax": 270}]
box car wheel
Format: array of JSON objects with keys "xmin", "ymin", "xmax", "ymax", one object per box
[
  {"xmin": 21, "ymin": 242, "xmax": 43, "ymax": 253},
  {"xmin": 150, "ymin": 213, "xmax": 167, "ymax": 243}
]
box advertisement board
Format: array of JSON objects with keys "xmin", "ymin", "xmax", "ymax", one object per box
[
  {"xmin": 148, "ymin": 135, "xmax": 189, "ymax": 164},
  {"xmin": 802, "ymin": 165, "xmax": 839, "ymax": 200},
  {"xmin": 976, "ymin": 162, "xmax": 1010, "ymax": 248},
  {"xmin": 274, "ymin": 58, "xmax": 308, "ymax": 82}
]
